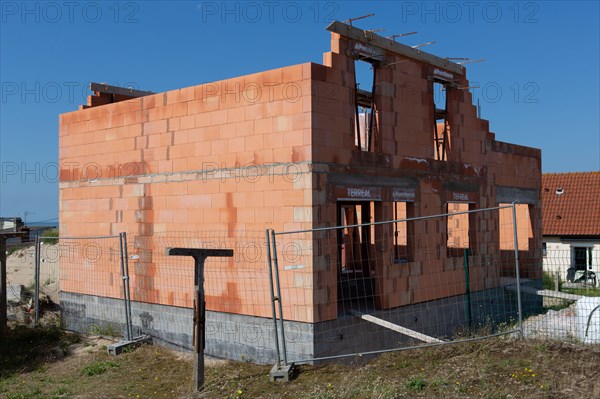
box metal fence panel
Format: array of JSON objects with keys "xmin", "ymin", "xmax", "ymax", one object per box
[
  {"xmin": 128, "ymin": 230, "xmax": 279, "ymax": 363},
  {"xmin": 524, "ymin": 246, "xmax": 600, "ymax": 342},
  {"xmin": 271, "ymin": 205, "xmax": 534, "ymax": 364},
  {"xmin": 4, "ymin": 241, "xmax": 38, "ymax": 326},
  {"xmin": 37, "ymin": 235, "xmax": 126, "ymax": 336}
]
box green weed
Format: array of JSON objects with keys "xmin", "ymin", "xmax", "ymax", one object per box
[{"xmin": 81, "ymin": 360, "xmax": 120, "ymax": 376}]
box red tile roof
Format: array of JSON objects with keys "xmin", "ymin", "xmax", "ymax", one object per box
[{"xmin": 542, "ymin": 172, "xmax": 600, "ymax": 236}]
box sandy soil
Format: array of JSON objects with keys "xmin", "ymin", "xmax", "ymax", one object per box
[{"xmin": 6, "ymin": 243, "xmax": 60, "ymax": 303}]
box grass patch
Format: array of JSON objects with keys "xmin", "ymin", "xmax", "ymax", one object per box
[
  {"xmin": 562, "ymin": 287, "xmax": 600, "ymax": 297},
  {"xmin": 81, "ymin": 360, "xmax": 120, "ymax": 376},
  {"xmin": 406, "ymin": 376, "xmax": 427, "ymax": 391},
  {"xmin": 542, "ymin": 296, "xmax": 573, "ymax": 313},
  {"xmin": 0, "ymin": 328, "xmax": 190, "ymax": 398},
  {"xmin": 0, "ymin": 325, "xmax": 79, "ymax": 378},
  {"xmin": 544, "ymin": 301, "xmax": 572, "ymax": 312},
  {"xmin": 87, "ymin": 322, "xmax": 121, "ymax": 337},
  {"xmin": 1, "ymin": 327, "xmax": 600, "ymax": 398}
]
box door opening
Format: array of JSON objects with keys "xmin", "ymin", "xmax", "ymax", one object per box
[{"xmin": 337, "ymin": 201, "xmax": 376, "ymax": 314}]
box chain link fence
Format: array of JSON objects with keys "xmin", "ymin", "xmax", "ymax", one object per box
[{"xmin": 523, "ymin": 246, "xmax": 600, "ymax": 342}]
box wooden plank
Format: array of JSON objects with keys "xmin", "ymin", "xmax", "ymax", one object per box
[
  {"xmin": 326, "ymin": 20, "xmax": 464, "ymax": 76},
  {"xmin": 351, "ymin": 311, "xmax": 444, "ymax": 344}
]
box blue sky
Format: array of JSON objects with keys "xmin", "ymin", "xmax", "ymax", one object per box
[{"xmin": 1, "ymin": 1, "xmax": 599, "ymax": 222}]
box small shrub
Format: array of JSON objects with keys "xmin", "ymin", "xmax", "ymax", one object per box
[
  {"xmin": 406, "ymin": 376, "xmax": 426, "ymax": 391},
  {"xmin": 58, "ymin": 341, "xmax": 70, "ymax": 356},
  {"xmin": 542, "ymin": 271, "xmax": 561, "ymax": 291},
  {"xmin": 41, "ymin": 229, "xmax": 59, "ymax": 245},
  {"xmin": 67, "ymin": 333, "xmax": 81, "ymax": 345},
  {"xmin": 6, "ymin": 247, "xmax": 20, "ymax": 257}
]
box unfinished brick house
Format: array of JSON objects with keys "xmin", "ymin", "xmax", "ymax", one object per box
[{"xmin": 58, "ymin": 21, "xmax": 542, "ymax": 362}]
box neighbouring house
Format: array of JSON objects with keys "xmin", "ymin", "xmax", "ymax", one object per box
[
  {"xmin": 0, "ymin": 217, "xmax": 24, "ymax": 234},
  {"xmin": 58, "ymin": 21, "xmax": 542, "ymax": 362},
  {"xmin": 0, "ymin": 217, "xmax": 30, "ymax": 242},
  {"xmin": 542, "ymin": 172, "xmax": 600, "ymax": 285}
]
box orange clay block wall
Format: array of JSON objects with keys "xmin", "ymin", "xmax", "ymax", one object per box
[
  {"xmin": 306, "ymin": 32, "xmax": 541, "ymax": 317},
  {"xmin": 59, "ymin": 63, "xmax": 318, "ymax": 322}
]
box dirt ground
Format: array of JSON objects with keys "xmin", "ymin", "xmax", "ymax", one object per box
[
  {"xmin": 4, "ymin": 245, "xmax": 600, "ymax": 398},
  {"xmin": 1, "ymin": 326, "xmax": 599, "ymax": 399}
]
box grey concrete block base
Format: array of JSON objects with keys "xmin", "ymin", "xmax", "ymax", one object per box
[
  {"xmin": 269, "ymin": 363, "xmax": 296, "ymax": 381},
  {"xmin": 61, "ymin": 282, "xmax": 541, "ymax": 365},
  {"xmin": 60, "ymin": 291, "xmax": 283, "ymax": 364}
]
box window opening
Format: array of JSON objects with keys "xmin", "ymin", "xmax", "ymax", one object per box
[
  {"xmin": 433, "ymin": 81, "xmax": 450, "ymax": 161},
  {"xmin": 353, "ymin": 58, "xmax": 380, "ymax": 152},
  {"xmin": 337, "ymin": 201, "xmax": 376, "ymax": 313},
  {"xmin": 498, "ymin": 203, "xmax": 533, "ymax": 251},
  {"xmin": 393, "ymin": 201, "xmax": 414, "ymax": 263}
]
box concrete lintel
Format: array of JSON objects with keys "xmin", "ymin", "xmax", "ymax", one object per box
[
  {"xmin": 58, "ymin": 162, "xmax": 315, "ymax": 188},
  {"xmin": 327, "ymin": 173, "xmax": 418, "ymax": 189},
  {"xmin": 326, "ymin": 21, "xmax": 464, "ymax": 76},
  {"xmin": 90, "ymin": 82, "xmax": 153, "ymax": 98},
  {"xmin": 442, "ymin": 181, "xmax": 479, "ymax": 194},
  {"xmin": 496, "ymin": 186, "xmax": 538, "ymax": 205}
]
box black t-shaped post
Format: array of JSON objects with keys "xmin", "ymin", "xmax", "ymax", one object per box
[{"xmin": 166, "ymin": 247, "xmax": 234, "ymax": 391}]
